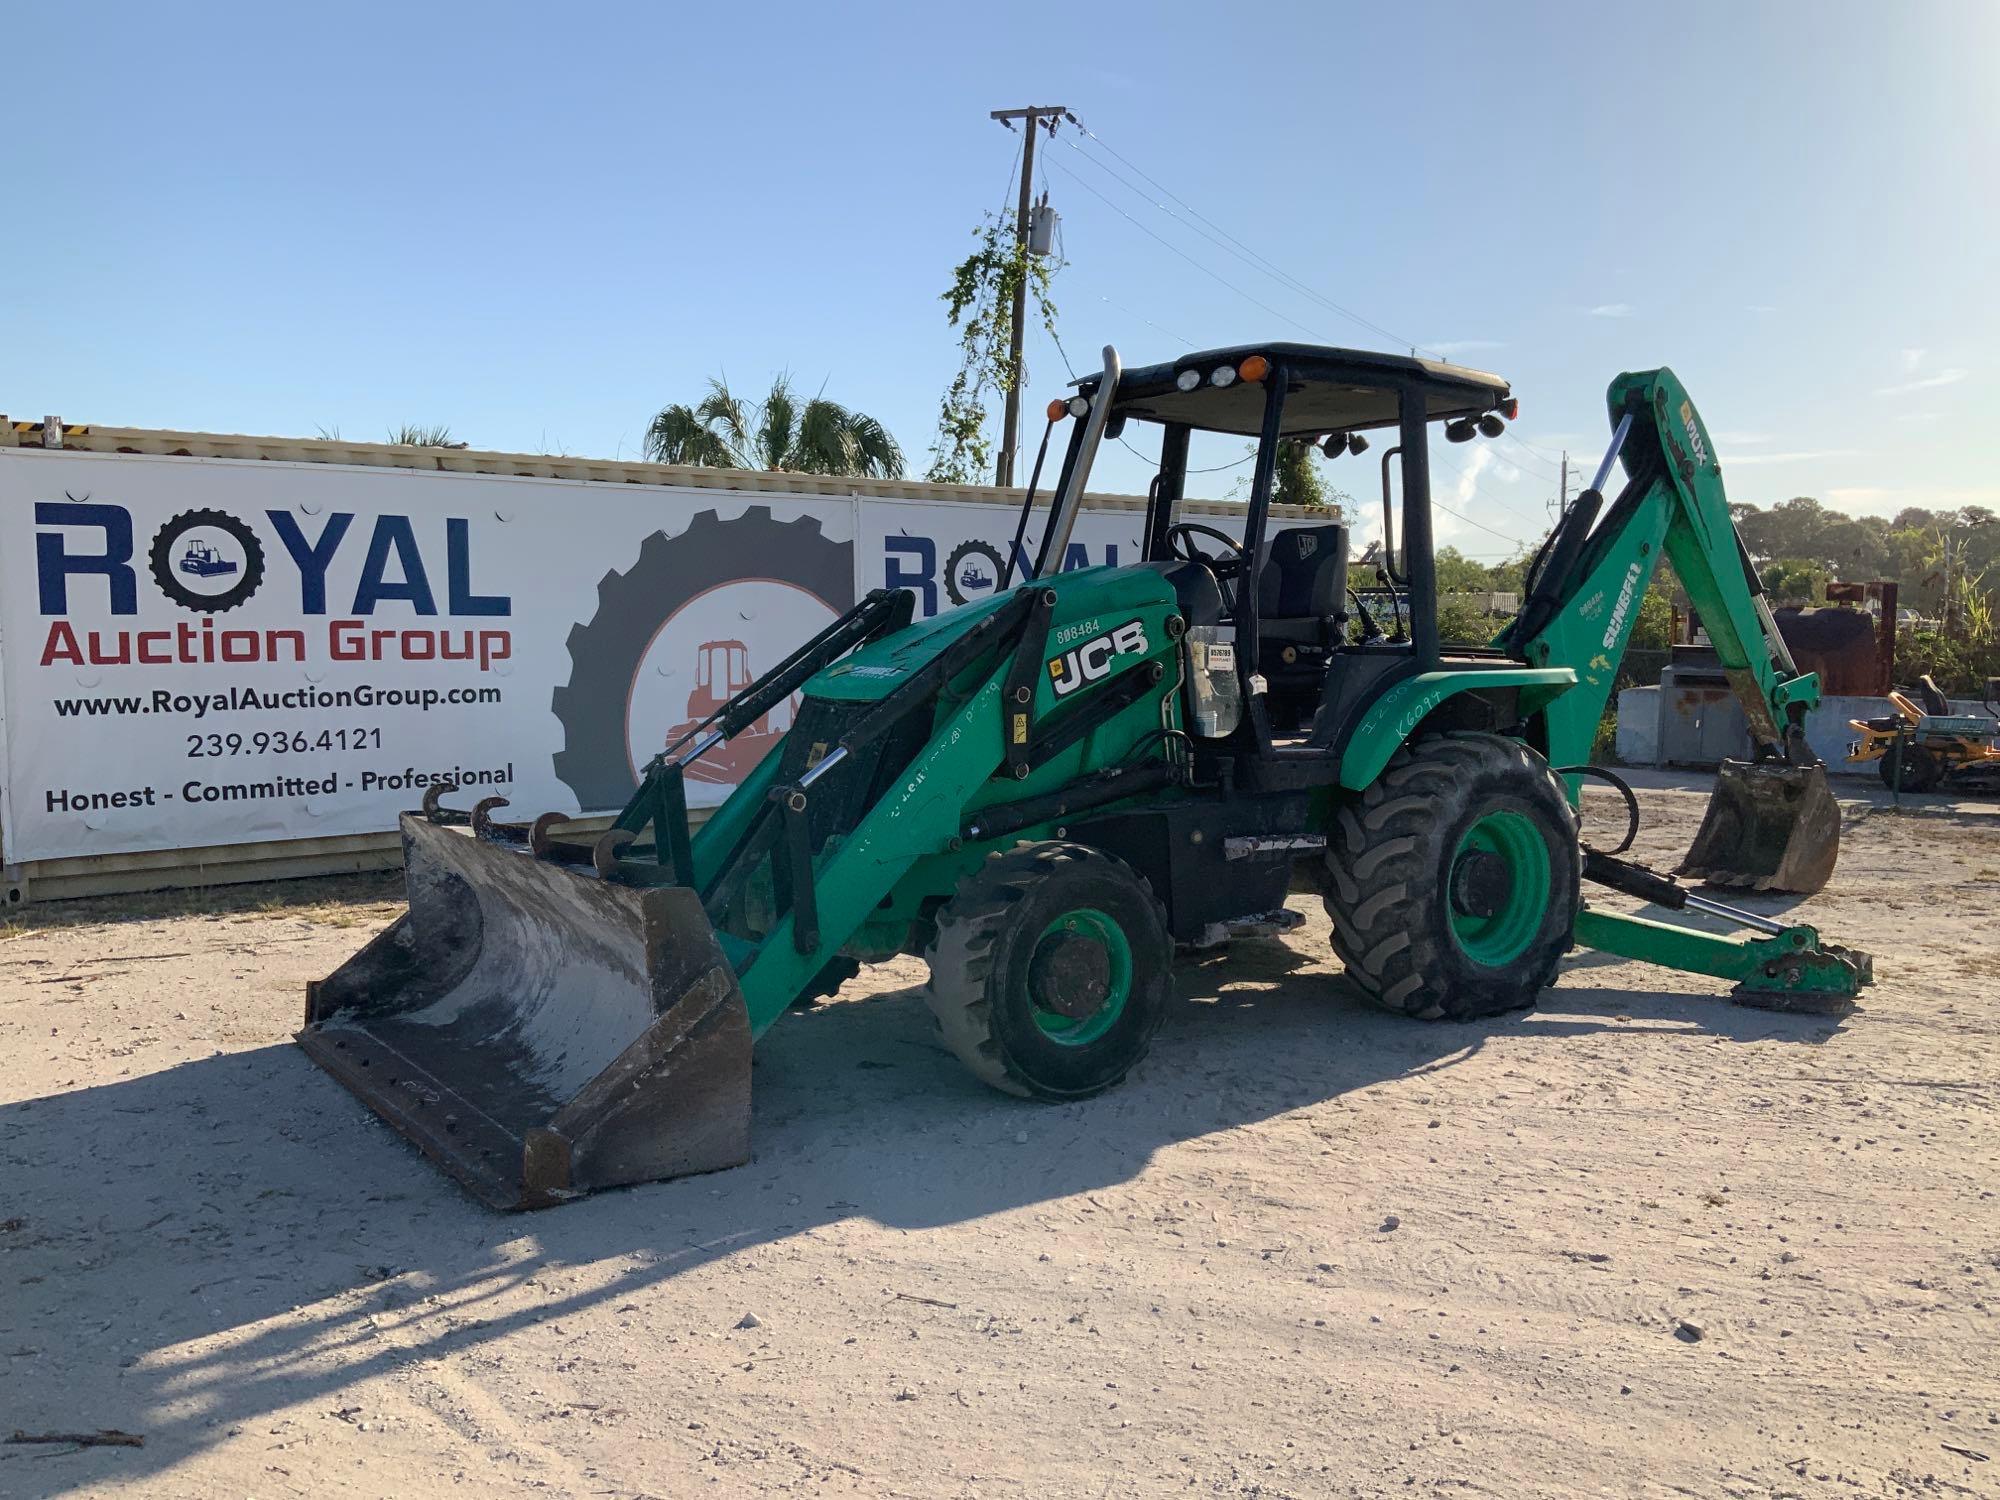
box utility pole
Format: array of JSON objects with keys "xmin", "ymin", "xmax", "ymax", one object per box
[
  {"xmin": 1556, "ymin": 450, "xmax": 1568, "ymax": 522},
  {"xmin": 989, "ymin": 104, "xmax": 1066, "ymax": 488}
]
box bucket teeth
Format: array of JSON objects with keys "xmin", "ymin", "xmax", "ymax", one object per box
[
  {"xmin": 467, "ymin": 797, "xmax": 625, "ymax": 870},
  {"xmin": 529, "ymin": 811, "xmax": 599, "ymax": 866},
  {"xmin": 472, "ymin": 796, "xmax": 526, "ymax": 843},
  {"xmin": 421, "ymin": 780, "xmax": 474, "ymax": 827},
  {"xmin": 594, "ymin": 828, "xmax": 640, "ymax": 877}
]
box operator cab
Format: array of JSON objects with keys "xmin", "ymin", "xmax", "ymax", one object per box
[{"xmin": 1016, "ymin": 343, "xmax": 1520, "ymax": 778}]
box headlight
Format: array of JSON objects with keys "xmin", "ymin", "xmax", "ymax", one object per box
[
  {"xmin": 1209, "ymin": 364, "xmax": 1238, "ymax": 388},
  {"xmin": 1175, "ymin": 368, "xmax": 1202, "ymax": 392}
]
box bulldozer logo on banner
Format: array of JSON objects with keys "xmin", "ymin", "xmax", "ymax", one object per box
[
  {"xmin": 1047, "ymin": 617, "xmax": 1148, "ymax": 699},
  {"xmin": 551, "ymin": 507, "xmax": 854, "ymax": 811},
  {"xmin": 148, "ymin": 508, "xmax": 265, "ymax": 613},
  {"xmin": 942, "ymin": 539, "xmax": 1007, "ymax": 606}
]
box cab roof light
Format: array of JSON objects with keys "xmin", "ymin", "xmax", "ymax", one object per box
[
  {"xmin": 1478, "ymin": 413, "xmax": 1506, "ymax": 438},
  {"xmin": 1209, "ymin": 364, "xmax": 1238, "ymax": 388},
  {"xmin": 1499, "ymin": 396, "xmax": 1519, "ymax": 420},
  {"xmin": 1174, "ymin": 368, "xmax": 1203, "ymax": 392},
  {"xmin": 1237, "ymin": 354, "xmax": 1270, "ymax": 383},
  {"xmin": 1046, "ymin": 398, "xmax": 1068, "ymax": 420}
]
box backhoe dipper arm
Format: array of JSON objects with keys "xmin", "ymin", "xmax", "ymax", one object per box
[{"xmin": 1502, "ymin": 368, "xmax": 1821, "ymax": 771}]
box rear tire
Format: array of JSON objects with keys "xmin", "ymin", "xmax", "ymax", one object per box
[
  {"xmin": 923, "ymin": 843, "xmax": 1171, "ymax": 1099},
  {"xmin": 1322, "ymin": 732, "xmax": 1579, "ymax": 1021}
]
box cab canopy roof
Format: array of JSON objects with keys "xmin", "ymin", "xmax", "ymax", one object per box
[{"xmin": 1088, "ymin": 343, "xmax": 1512, "ymax": 439}]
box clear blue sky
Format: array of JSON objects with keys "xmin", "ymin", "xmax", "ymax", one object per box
[{"xmin": 6, "ymin": 1, "xmax": 1993, "ymax": 559}]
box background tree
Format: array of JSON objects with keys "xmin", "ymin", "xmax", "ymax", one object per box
[
  {"xmin": 1272, "ymin": 439, "xmax": 1329, "ymax": 508},
  {"xmin": 1759, "ymin": 558, "xmax": 1829, "ymax": 604},
  {"xmin": 1432, "ymin": 545, "xmax": 1500, "ymax": 594},
  {"xmin": 927, "ymin": 214, "xmax": 1060, "ymax": 485},
  {"xmin": 645, "ymin": 375, "xmax": 904, "ymax": 478}
]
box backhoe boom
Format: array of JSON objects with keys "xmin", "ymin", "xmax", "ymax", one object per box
[
  {"xmin": 1506, "ymin": 368, "xmax": 1818, "ymax": 767},
  {"xmin": 1499, "ymin": 368, "xmax": 1840, "ymax": 893}
]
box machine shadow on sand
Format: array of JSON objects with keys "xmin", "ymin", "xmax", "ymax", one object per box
[{"xmin": 0, "ymin": 938, "xmax": 1837, "ymax": 1497}]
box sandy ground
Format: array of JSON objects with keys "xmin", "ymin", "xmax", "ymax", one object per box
[{"xmin": 3, "ymin": 780, "xmax": 1999, "ymax": 1499}]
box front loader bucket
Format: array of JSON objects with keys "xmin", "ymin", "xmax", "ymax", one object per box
[
  {"xmin": 1677, "ymin": 760, "xmax": 1841, "ymax": 895},
  {"xmin": 298, "ymin": 815, "xmax": 752, "ymax": 1209}
]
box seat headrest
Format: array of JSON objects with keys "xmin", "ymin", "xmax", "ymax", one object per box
[{"xmin": 1258, "ymin": 524, "xmax": 1349, "ymax": 619}]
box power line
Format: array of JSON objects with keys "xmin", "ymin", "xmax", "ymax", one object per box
[
  {"xmin": 1503, "ymin": 428, "xmax": 1567, "ymax": 468},
  {"xmin": 1047, "ymin": 321, "xmax": 1078, "ymax": 380},
  {"xmin": 995, "ymin": 132, "xmax": 1023, "ymax": 219},
  {"xmin": 1111, "ymin": 436, "xmax": 1261, "ymax": 477},
  {"xmin": 1430, "ymin": 447, "xmax": 1554, "ymax": 533},
  {"xmin": 1087, "ymin": 289, "xmax": 1196, "ymax": 349},
  {"xmin": 1045, "ymin": 155, "xmax": 1341, "ymax": 347},
  {"xmin": 1063, "ymin": 116, "xmax": 1419, "ymax": 353},
  {"xmin": 1430, "ymin": 496, "xmax": 1536, "ymax": 550},
  {"xmin": 1497, "ymin": 434, "xmax": 1565, "ymax": 483},
  {"xmin": 1050, "ymin": 114, "xmax": 1576, "ymax": 527},
  {"xmin": 1030, "ymin": 122, "xmax": 1542, "ymax": 553}
]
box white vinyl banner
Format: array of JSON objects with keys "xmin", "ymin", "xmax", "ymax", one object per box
[{"xmin": 0, "ymin": 450, "xmax": 1207, "ymax": 863}]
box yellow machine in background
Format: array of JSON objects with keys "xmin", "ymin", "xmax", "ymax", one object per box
[{"xmin": 1848, "ymin": 675, "xmax": 2000, "ymax": 792}]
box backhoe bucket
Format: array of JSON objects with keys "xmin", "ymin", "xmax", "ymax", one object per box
[
  {"xmin": 298, "ymin": 815, "xmax": 752, "ymax": 1209},
  {"xmin": 1677, "ymin": 760, "xmax": 1841, "ymax": 895}
]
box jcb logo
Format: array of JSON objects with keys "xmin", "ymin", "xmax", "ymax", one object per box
[{"xmin": 1048, "ymin": 618, "xmax": 1148, "ymax": 699}]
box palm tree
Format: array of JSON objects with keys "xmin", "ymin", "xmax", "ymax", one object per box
[{"xmin": 645, "ymin": 375, "xmax": 904, "ymax": 478}]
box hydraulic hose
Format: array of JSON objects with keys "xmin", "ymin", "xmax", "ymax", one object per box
[{"xmin": 1556, "ymin": 764, "xmax": 1640, "ymax": 855}]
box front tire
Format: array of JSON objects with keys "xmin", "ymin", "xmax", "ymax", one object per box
[
  {"xmin": 1878, "ymin": 741, "xmax": 1939, "ymax": 792},
  {"xmin": 923, "ymin": 843, "xmax": 1171, "ymax": 1099},
  {"xmin": 1322, "ymin": 732, "xmax": 1579, "ymax": 1021}
]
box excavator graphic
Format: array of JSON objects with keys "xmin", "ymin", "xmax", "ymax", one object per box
[{"xmin": 662, "ymin": 640, "xmax": 788, "ymax": 784}]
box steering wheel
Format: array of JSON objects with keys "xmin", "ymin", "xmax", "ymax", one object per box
[
  {"xmin": 1165, "ymin": 522, "xmax": 1248, "ymax": 576},
  {"xmin": 1165, "ymin": 521, "xmax": 1249, "ymax": 616}
]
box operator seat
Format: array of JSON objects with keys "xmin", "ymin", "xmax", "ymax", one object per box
[{"xmin": 1256, "ymin": 523, "xmax": 1349, "ymax": 724}]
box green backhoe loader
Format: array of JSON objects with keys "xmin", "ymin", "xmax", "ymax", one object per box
[{"xmin": 301, "ymin": 343, "xmax": 1868, "ymax": 1208}]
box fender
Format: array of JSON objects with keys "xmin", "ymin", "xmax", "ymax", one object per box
[{"xmin": 1336, "ymin": 667, "xmax": 1577, "ymax": 791}]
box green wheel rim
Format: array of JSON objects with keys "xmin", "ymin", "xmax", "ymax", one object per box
[
  {"xmin": 1028, "ymin": 907, "xmax": 1132, "ymax": 1046},
  {"xmin": 1448, "ymin": 811, "xmax": 1551, "ymax": 967}
]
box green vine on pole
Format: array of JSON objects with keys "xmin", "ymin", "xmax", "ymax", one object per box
[{"xmin": 926, "ymin": 212, "xmax": 1062, "ymax": 485}]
